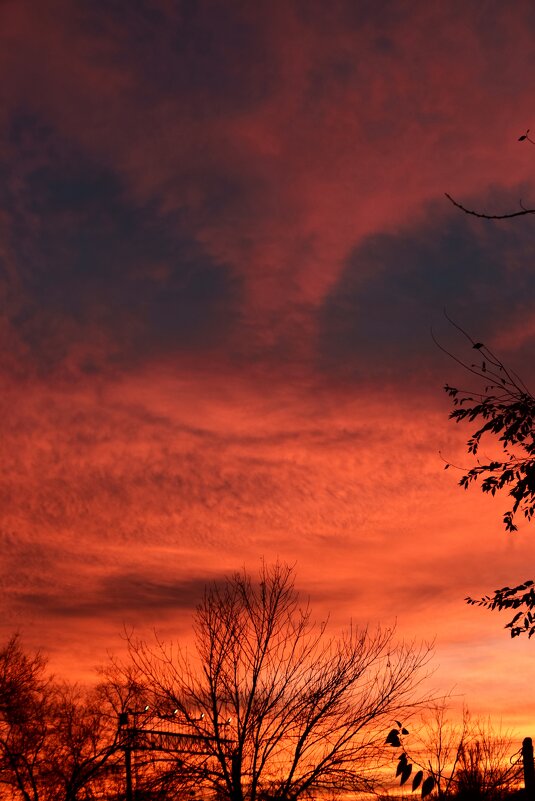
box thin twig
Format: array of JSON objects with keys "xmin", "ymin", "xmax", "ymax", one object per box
[{"xmin": 445, "ymin": 193, "xmax": 535, "ymax": 220}]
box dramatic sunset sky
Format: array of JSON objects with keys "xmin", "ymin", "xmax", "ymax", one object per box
[{"xmin": 3, "ymin": 0, "xmax": 535, "ymax": 732}]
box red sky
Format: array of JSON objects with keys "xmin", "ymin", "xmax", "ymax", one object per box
[{"xmin": 3, "ymin": 0, "xmax": 535, "ymax": 735}]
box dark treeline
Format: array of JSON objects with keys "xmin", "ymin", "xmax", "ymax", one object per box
[{"xmin": 0, "ymin": 564, "xmax": 523, "ymax": 801}]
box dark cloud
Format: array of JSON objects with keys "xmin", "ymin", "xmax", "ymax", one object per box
[
  {"xmin": 16, "ymin": 572, "xmax": 217, "ymax": 621},
  {"xmin": 296, "ymin": 0, "xmax": 408, "ymax": 34},
  {"xmin": 75, "ymin": 0, "xmax": 275, "ymax": 116},
  {"xmin": 319, "ymin": 197, "xmax": 535, "ymax": 382},
  {"xmin": 2, "ymin": 112, "xmax": 243, "ymax": 376}
]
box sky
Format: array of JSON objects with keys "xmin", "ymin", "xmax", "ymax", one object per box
[{"xmin": 3, "ymin": 0, "xmax": 535, "ymax": 735}]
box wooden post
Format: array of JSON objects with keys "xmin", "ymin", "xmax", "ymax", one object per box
[{"xmin": 522, "ymin": 737, "xmax": 535, "ymax": 800}]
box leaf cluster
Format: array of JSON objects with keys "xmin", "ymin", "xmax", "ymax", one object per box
[
  {"xmin": 440, "ymin": 325, "xmax": 535, "ymax": 636},
  {"xmin": 466, "ymin": 580, "xmax": 535, "ymax": 638},
  {"xmin": 442, "ymin": 335, "xmax": 535, "ymax": 533}
]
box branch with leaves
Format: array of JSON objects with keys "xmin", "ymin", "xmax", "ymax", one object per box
[
  {"xmin": 439, "ymin": 317, "xmax": 535, "ymax": 533},
  {"xmin": 466, "ymin": 580, "xmax": 535, "ymax": 638},
  {"xmin": 385, "ymin": 723, "xmax": 435, "ymax": 798},
  {"xmin": 440, "ymin": 317, "xmax": 535, "ymax": 636}
]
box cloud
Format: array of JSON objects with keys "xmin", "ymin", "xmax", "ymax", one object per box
[
  {"xmin": 1, "ymin": 112, "xmax": 243, "ymax": 378},
  {"xmin": 76, "ymin": 1, "xmax": 276, "ymax": 115},
  {"xmin": 15, "ymin": 572, "xmax": 215, "ymax": 621},
  {"xmin": 319, "ymin": 198, "xmax": 535, "ymax": 383},
  {"xmin": 3, "ymin": 0, "xmax": 535, "ymax": 729}
]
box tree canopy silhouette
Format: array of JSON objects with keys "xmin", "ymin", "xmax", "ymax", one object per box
[
  {"xmin": 122, "ymin": 561, "xmax": 431, "ymax": 801},
  {"xmin": 0, "ymin": 634, "xmax": 124, "ymax": 800}
]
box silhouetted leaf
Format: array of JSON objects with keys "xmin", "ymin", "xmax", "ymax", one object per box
[
  {"xmin": 402, "ymin": 728, "xmax": 409, "ymax": 735},
  {"xmin": 519, "ymin": 135, "xmax": 527, "ymax": 142},
  {"xmin": 400, "ymin": 764, "xmax": 413, "ymax": 785},
  {"xmin": 395, "ymin": 720, "xmax": 403, "ymax": 728},
  {"xmin": 421, "ymin": 776, "xmax": 435, "ymax": 798},
  {"xmin": 385, "ymin": 729, "xmax": 401, "ymax": 747},
  {"xmin": 473, "ymin": 343, "xmax": 484, "ymax": 349},
  {"xmin": 412, "ymin": 770, "xmax": 423, "ymax": 792},
  {"xmin": 396, "ymin": 754, "xmax": 408, "ymax": 776}
]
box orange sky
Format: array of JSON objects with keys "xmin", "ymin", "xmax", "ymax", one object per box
[{"xmin": 2, "ymin": 0, "xmax": 535, "ymax": 737}]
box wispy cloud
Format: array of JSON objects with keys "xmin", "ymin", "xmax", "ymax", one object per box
[{"xmin": 2, "ymin": 0, "xmax": 535, "ymax": 731}]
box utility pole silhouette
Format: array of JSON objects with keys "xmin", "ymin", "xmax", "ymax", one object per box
[{"xmin": 523, "ymin": 737, "xmax": 535, "ymax": 800}]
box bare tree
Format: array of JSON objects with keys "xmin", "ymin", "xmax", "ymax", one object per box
[
  {"xmin": 42, "ymin": 682, "xmax": 123, "ymax": 801},
  {"xmin": 124, "ymin": 562, "xmax": 432, "ymax": 801},
  {"xmin": 96, "ymin": 658, "xmax": 159, "ymax": 801},
  {"xmin": 0, "ymin": 635, "xmax": 51, "ymax": 801},
  {"xmin": 417, "ymin": 703, "xmax": 471, "ymax": 799},
  {"xmin": 387, "ymin": 704, "xmax": 522, "ymax": 800},
  {"xmin": 455, "ymin": 718, "xmax": 522, "ymax": 801},
  {"xmin": 385, "ymin": 702, "xmax": 469, "ymax": 798},
  {"xmin": 0, "ymin": 635, "xmax": 123, "ymax": 801}
]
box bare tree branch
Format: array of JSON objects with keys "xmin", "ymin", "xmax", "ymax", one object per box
[
  {"xmin": 123, "ymin": 562, "xmax": 432, "ymax": 801},
  {"xmin": 444, "ymin": 193, "xmax": 535, "ymax": 220}
]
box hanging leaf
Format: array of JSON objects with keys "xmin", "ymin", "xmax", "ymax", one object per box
[
  {"xmin": 400, "ymin": 764, "xmax": 413, "ymax": 785},
  {"xmin": 421, "ymin": 775, "xmax": 435, "ymax": 798},
  {"xmin": 385, "ymin": 729, "xmax": 401, "ymax": 747},
  {"xmin": 395, "ymin": 720, "xmax": 403, "ymax": 728},
  {"xmin": 402, "ymin": 728, "xmax": 409, "ymax": 735},
  {"xmin": 396, "ymin": 756, "xmax": 408, "ymax": 776},
  {"xmin": 412, "ymin": 770, "xmax": 423, "ymax": 792}
]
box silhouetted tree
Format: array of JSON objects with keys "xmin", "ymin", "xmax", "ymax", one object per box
[
  {"xmin": 124, "ymin": 562, "xmax": 431, "ymax": 801},
  {"xmin": 385, "ymin": 703, "xmax": 468, "ymax": 799},
  {"xmin": 42, "ymin": 682, "xmax": 123, "ymax": 801},
  {"xmin": 0, "ymin": 635, "xmax": 51, "ymax": 801},
  {"xmin": 440, "ymin": 322, "xmax": 535, "ymax": 636},
  {"xmin": 0, "ymin": 635, "xmax": 122, "ymax": 801},
  {"xmin": 96, "ymin": 659, "xmax": 160, "ymax": 801},
  {"xmin": 417, "ymin": 703, "xmax": 471, "ymax": 799},
  {"xmin": 455, "ymin": 718, "xmax": 522, "ymax": 801},
  {"xmin": 386, "ymin": 705, "xmax": 521, "ymax": 800}
]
